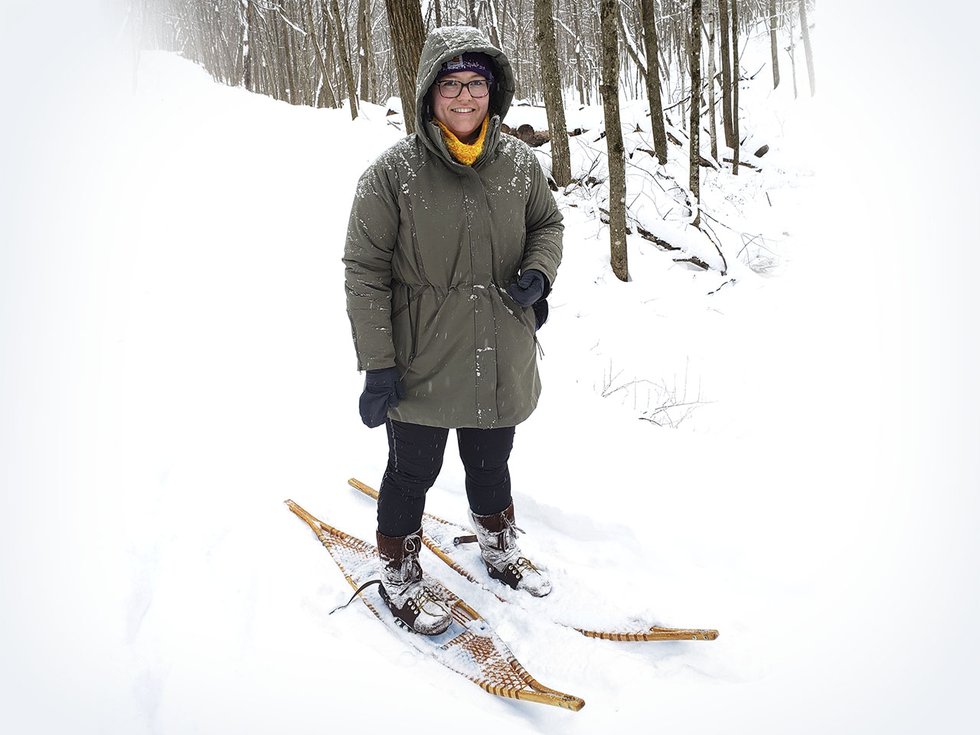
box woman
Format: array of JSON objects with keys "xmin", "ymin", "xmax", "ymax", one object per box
[{"xmin": 343, "ymin": 26, "xmax": 563, "ymax": 635}]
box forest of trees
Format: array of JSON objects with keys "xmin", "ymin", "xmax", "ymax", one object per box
[{"xmin": 136, "ymin": 0, "xmax": 815, "ymax": 280}]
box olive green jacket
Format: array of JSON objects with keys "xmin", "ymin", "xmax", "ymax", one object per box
[{"xmin": 343, "ymin": 26, "xmax": 563, "ymax": 429}]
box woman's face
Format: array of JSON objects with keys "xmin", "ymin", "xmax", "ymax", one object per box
[{"xmin": 430, "ymin": 71, "xmax": 490, "ymax": 144}]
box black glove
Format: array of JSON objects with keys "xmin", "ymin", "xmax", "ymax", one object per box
[
  {"xmin": 532, "ymin": 299, "xmax": 549, "ymax": 331},
  {"xmin": 506, "ymin": 269, "xmax": 546, "ymax": 307},
  {"xmin": 358, "ymin": 367, "xmax": 405, "ymax": 428}
]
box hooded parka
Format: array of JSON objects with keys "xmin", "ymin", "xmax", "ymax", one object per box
[{"xmin": 343, "ymin": 26, "xmax": 563, "ymax": 429}]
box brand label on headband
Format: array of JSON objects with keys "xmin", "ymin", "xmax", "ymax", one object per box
[{"xmin": 439, "ymin": 53, "xmax": 494, "ymax": 81}]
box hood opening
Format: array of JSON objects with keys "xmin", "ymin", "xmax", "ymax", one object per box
[{"xmin": 414, "ymin": 26, "xmax": 515, "ymax": 155}]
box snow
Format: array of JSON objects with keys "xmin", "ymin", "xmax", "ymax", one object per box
[{"xmin": 2, "ymin": 4, "xmax": 980, "ymax": 734}]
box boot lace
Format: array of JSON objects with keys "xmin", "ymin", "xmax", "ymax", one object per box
[
  {"xmin": 494, "ymin": 513, "xmax": 524, "ymax": 551},
  {"xmin": 407, "ymin": 581, "xmax": 446, "ymax": 614},
  {"xmin": 497, "ymin": 517, "xmax": 550, "ymax": 581},
  {"xmin": 399, "ymin": 534, "xmax": 424, "ymax": 585}
]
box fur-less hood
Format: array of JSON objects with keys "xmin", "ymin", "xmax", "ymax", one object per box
[{"xmin": 413, "ymin": 26, "xmax": 515, "ymax": 161}]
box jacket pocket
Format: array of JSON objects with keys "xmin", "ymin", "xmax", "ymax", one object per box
[{"xmin": 498, "ymin": 286, "xmax": 537, "ymax": 332}]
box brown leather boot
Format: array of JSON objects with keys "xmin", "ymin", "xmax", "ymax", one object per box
[
  {"xmin": 469, "ymin": 504, "xmax": 552, "ymax": 597},
  {"xmin": 376, "ymin": 530, "xmax": 452, "ymax": 635}
]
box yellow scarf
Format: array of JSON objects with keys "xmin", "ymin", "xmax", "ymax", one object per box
[{"xmin": 436, "ymin": 116, "xmax": 489, "ymax": 166}]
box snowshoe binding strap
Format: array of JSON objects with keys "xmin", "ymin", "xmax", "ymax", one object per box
[{"xmin": 330, "ymin": 579, "xmax": 382, "ymax": 615}]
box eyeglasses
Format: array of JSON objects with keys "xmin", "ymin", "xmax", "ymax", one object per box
[{"xmin": 435, "ymin": 79, "xmax": 491, "ymax": 99}]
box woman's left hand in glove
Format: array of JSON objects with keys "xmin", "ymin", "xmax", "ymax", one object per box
[{"xmin": 506, "ymin": 269, "xmax": 547, "ymax": 307}]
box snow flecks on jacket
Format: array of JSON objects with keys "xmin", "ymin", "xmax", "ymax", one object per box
[{"xmin": 343, "ymin": 25, "xmax": 563, "ymax": 428}]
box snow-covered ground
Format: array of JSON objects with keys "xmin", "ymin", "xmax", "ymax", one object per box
[{"xmin": 2, "ymin": 4, "xmax": 980, "ymax": 734}]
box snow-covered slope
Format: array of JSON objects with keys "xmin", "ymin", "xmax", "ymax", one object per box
[{"xmin": 3, "ymin": 5, "xmax": 980, "ymax": 734}]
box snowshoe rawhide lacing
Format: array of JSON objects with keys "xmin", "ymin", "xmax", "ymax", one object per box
[
  {"xmin": 377, "ymin": 530, "xmax": 452, "ymax": 635},
  {"xmin": 470, "ymin": 504, "xmax": 552, "ymax": 598}
]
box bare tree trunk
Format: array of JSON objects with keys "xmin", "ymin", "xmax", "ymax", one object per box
[
  {"xmin": 292, "ymin": 10, "xmax": 308, "ymax": 105},
  {"xmin": 279, "ymin": 9, "xmax": 298, "ymax": 103},
  {"xmin": 731, "ymin": 0, "xmax": 740, "ymax": 175},
  {"xmin": 268, "ymin": 8, "xmax": 283, "ymax": 97},
  {"xmin": 570, "ymin": 0, "xmax": 587, "ymax": 106},
  {"xmin": 534, "ymin": 0, "xmax": 571, "ymax": 187},
  {"xmin": 329, "ymin": 0, "xmax": 359, "ymax": 118},
  {"xmin": 385, "ymin": 0, "xmax": 426, "ymax": 134},
  {"xmin": 434, "ymin": 0, "xmax": 443, "ymax": 27},
  {"xmin": 244, "ymin": 0, "xmax": 258, "ymax": 92},
  {"xmin": 195, "ymin": 3, "xmax": 214, "ymax": 79},
  {"xmin": 599, "ymin": 0, "xmax": 628, "ymax": 282},
  {"xmin": 357, "ymin": 0, "xmax": 371, "ymax": 101},
  {"xmin": 483, "ymin": 0, "xmax": 502, "ymax": 48},
  {"xmin": 591, "ymin": 2, "xmax": 602, "ymax": 105},
  {"xmin": 680, "ymin": 3, "xmax": 690, "ymax": 127},
  {"xmin": 787, "ymin": 0, "xmax": 798, "ymax": 98},
  {"xmin": 367, "ymin": 0, "xmax": 377, "ymax": 103},
  {"xmin": 228, "ymin": 2, "xmax": 245, "ymax": 86},
  {"xmin": 279, "ymin": 4, "xmax": 303, "ymax": 105},
  {"xmin": 616, "ymin": 5, "xmax": 646, "ymax": 84},
  {"xmin": 299, "ymin": 10, "xmax": 316, "ymax": 105},
  {"xmin": 302, "ymin": 0, "xmax": 336, "ymax": 107},
  {"xmin": 706, "ymin": 7, "xmax": 718, "ymax": 163},
  {"xmin": 798, "ymin": 0, "xmax": 814, "ymax": 95},
  {"xmin": 510, "ymin": 0, "xmax": 526, "ymax": 99},
  {"xmin": 638, "ymin": 0, "xmax": 667, "ymax": 165},
  {"xmin": 321, "ymin": 2, "xmax": 341, "ymax": 107},
  {"xmin": 717, "ymin": 0, "xmax": 734, "ymax": 148},
  {"xmin": 689, "ymin": 0, "xmax": 701, "ymax": 225},
  {"xmin": 768, "ymin": 0, "xmax": 779, "ymax": 88}
]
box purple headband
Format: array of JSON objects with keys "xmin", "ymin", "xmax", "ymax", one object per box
[{"xmin": 437, "ymin": 52, "xmax": 495, "ymax": 82}]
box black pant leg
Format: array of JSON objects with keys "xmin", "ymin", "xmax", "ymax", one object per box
[
  {"xmin": 377, "ymin": 419, "xmax": 450, "ymax": 537},
  {"xmin": 456, "ymin": 426, "xmax": 516, "ymax": 516}
]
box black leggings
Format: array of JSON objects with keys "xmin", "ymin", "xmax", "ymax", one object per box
[{"xmin": 377, "ymin": 419, "xmax": 516, "ymax": 537}]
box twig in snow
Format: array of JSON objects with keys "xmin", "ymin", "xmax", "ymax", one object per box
[
  {"xmin": 672, "ymin": 255, "xmax": 711, "ymax": 270},
  {"xmin": 697, "ymin": 218, "xmax": 729, "ymax": 275},
  {"xmin": 707, "ymin": 278, "xmax": 736, "ymax": 296}
]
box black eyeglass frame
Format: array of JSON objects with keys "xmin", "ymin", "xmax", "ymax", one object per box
[{"xmin": 434, "ymin": 79, "xmax": 492, "ymax": 99}]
